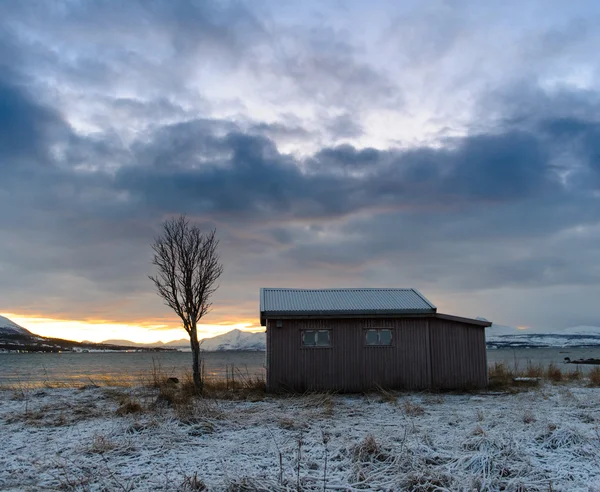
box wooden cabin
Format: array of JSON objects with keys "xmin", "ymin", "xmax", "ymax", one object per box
[{"xmin": 260, "ymin": 288, "xmax": 491, "ymax": 392}]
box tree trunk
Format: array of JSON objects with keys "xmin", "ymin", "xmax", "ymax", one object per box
[{"xmin": 190, "ymin": 324, "xmax": 203, "ymax": 394}]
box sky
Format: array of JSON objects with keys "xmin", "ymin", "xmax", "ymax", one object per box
[{"xmin": 1, "ymin": 0, "xmax": 600, "ymax": 343}]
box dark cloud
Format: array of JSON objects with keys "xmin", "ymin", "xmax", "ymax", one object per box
[
  {"xmin": 1, "ymin": 0, "xmax": 600, "ymax": 331},
  {"xmin": 2, "ymin": 69, "xmax": 600, "ymax": 326},
  {"xmin": 0, "ymin": 77, "xmax": 65, "ymax": 164},
  {"xmin": 541, "ymin": 117, "xmax": 600, "ymax": 178}
]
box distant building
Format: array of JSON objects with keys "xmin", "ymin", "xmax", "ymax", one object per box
[{"xmin": 260, "ymin": 288, "xmax": 491, "ymax": 392}]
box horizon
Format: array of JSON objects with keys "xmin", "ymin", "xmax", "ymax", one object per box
[
  {"xmin": 0, "ymin": 312, "xmax": 263, "ymax": 344},
  {"xmin": 2, "ymin": 1, "xmax": 600, "ymax": 342},
  {"xmin": 3, "ymin": 311, "xmax": 600, "ymax": 346}
]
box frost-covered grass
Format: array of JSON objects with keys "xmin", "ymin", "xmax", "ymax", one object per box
[{"xmin": 1, "ymin": 383, "xmax": 600, "ymax": 491}]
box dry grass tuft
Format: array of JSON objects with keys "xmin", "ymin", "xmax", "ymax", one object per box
[
  {"xmin": 488, "ymin": 362, "xmax": 543, "ymax": 390},
  {"xmin": 155, "ymin": 384, "xmax": 187, "ymax": 406},
  {"xmin": 116, "ymin": 399, "xmax": 143, "ymax": 416},
  {"xmin": 352, "ymin": 434, "xmax": 389, "ymax": 463},
  {"xmin": 6, "ymin": 400, "xmax": 101, "ymax": 427},
  {"xmin": 566, "ymin": 368, "xmax": 583, "ymax": 381},
  {"xmin": 403, "ymin": 400, "xmax": 425, "ymax": 417},
  {"xmin": 353, "ymin": 434, "xmax": 378, "ymax": 459},
  {"xmin": 524, "ymin": 362, "xmax": 545, "ymax": 378},
  {"xmin": 488, "ymin": 363, "xmax": 514, "ymax": 390},
  {"xmin": 375, "ymin": 385, "xmax": 397, "ymax": 404},
  {"xmin": 301, "ymin": 392, "xmax": 335, "ymax": 417},
  {"xmin": 180, "ymin": 472, "xmax": 207, "ymax": 491},
  {"xmin": 149, "ymin": 365, "xmax": 266, "ymax": 402},
  {"xmin": 88, "ymin": 434, "xmax": 117, "ymax": 454},
  {"xmin": 10, "ymin": 388, "xmax": 28, "ymax": 401},
  {"xmin": 588, "ymin": 367, "xmax": 600, "ymax": 387},
  {"xmin": 171, "ymin": 397, "xmax": 224, "ymax": 427},
  {"xmin": 225, "ymin": 476, "xmax": 277, "ymax": 491},
  {"xmin": 401, "ymin": 469, "xmax": 453, "ymax": 491},
  {"xmin": 523, "ymin": 409, "xmax": 536, "ymax": 424},
  {"xmin": 278, "ymin": 417, "xmax": 296, "ymax": 430},
  {"xmin": 546, "ymin": 363, "xmax": 563, "ymax": 382},
  {"xmin": 471, "ymin": 425, "xmax": 486, "ymax": 436},
  {"xmin": 102, "ymin": 388, "xmax": 131, "ymax": 405},
  {"xmin": 203, "ymin": 377, "xmax": 266, "ymax": 401}
]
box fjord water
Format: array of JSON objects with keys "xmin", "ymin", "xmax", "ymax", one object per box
[
  {"xmin": 1, "ymin": 348, "xmax": 599, "ymax": 387},
  {"xmin": 0, "ymin": 351, "xmax": 267, "ymax": 387},
  {"xmin": 486, "ymin": 347, "xmax": 600, "ymax": 373}
]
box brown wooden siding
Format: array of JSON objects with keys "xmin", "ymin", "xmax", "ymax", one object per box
[
  {"xmin": 266, "ymin": 316, "xmax": 487, "ymax": 392},
  {"xmin": 429, "ymin": 318, "xmax": 488, "ymax": 389}
]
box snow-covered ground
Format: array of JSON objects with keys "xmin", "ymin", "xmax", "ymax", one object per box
[{"xmin": 1, "ymin": 384, "xmax": 600, "ymax": 490}]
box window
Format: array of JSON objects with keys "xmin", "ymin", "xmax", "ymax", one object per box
[
  {"xmin": 302, "ymin": 330, "xmax": 331, "ymax": 347},
  {"xmin": 365, "ymin": 329, "xmax": 393, "ymax": 346}
]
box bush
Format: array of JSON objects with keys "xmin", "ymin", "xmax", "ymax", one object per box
[
  {"xmin": 566, "ymin": 368, "xmax": 583, "ymax": 381},
  {"xmin": 588, "ymin": 367, "xmax": 600, "ymax": 387},
  {"xmin": 488, "ymin": 363, "xmax": 514, "ymax": 389},
  {"xmin": 546, "ymin": 363, "xmax": 563, "ymax": 382},
  {"xmin": 525, "ymin": 362, "xmax": 544, "ymax": 378}
]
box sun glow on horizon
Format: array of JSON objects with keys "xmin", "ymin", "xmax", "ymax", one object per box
[{"xmin": 2, "ymin": 313, "xmax": 262, "ymax": 344}]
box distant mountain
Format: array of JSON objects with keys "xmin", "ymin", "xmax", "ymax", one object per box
[
  {"xmin": 0, "ymin": 315, "xmax": 33, "ymax": 336},
  {"xmin": 485, "ymin": 323, "xmax": 600, "ymax": 348},
  {"xmin": 200, "ymin": 329, "xmax": 265, "ymax": 351},
  {"xmin": 100, "ymin": 338, "xmax": 189, "ymax": 348},
  {"xmin": 165, "ymin": 338, "xmax": 189, "ymax": 347},
  {"xmin": 102, "ymin": 329, "xmax": 266, "ymax": 351},
  {"xmin": 559, "ymin": 325, "xmax": 600, "ymax": 336},
  {"xmin": 0, "ymin": 315, "xmax": 174, "ymax": 353},
  {"xmin": 5, "ymin": 311, "xmax": 598, "ymax": 352},
  {"xmin": 100, "ymin": 339, "xmax": 166, "ymax": 347}
]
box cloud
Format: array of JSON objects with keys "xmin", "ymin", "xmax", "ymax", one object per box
[{"xmin": 1, "ymin": 0, "xmax": 600, "ymax": 332}]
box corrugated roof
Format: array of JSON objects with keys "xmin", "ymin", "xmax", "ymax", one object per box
[{"xmin": 260, "ymin": 288, "xmax": 436, "ymax": 320}]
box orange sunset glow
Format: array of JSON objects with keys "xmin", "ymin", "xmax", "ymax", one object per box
[{"xmin": 2, "ymin": 313, "xmax": 262, "ymax": 344}]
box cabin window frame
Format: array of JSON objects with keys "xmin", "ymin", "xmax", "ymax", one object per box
[
  {"xmin": 364, "ymin": 328, "xmax": 393, "ymax": 347},
  {"xmin": 301, "ymin": 329, "xmax": 332, "ymax": 348}
]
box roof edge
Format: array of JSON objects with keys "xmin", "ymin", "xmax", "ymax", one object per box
[
  {"xmin": 260, "ymin": 312, "xmax": 491, "ymax": 327},
  {"xmin": 260, "ymin": 287, "xmax": 421, "ymax": 292},
  {"xmin": 410, "ymin": 288, "xmax": 437, "ymax": 311},
  {"xmin": 435, "ymin": 313, "xmax": 492, "ymax": 327}
]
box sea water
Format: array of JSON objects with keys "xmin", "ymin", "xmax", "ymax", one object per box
[
  {"xmin": 0, "ymin": 350, "xmax": 267, "ymax": 387},
  {"xmin": 0, "ymin": 347, "xmax": 598, "ymax": 387}
]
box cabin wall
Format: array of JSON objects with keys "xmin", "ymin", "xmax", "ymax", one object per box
[
  {"xmin": 266, "ymin": 316, "xmax": 487, "ymax": 392},
  {"xmin": 429, "ymin": 318, "xmax": 488, "ymax": 389},
  {"xmin": 267, "ymin": 317, "xmax": 430, "ymax": 392}
]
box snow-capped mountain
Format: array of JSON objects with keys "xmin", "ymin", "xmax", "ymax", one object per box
[
  {"xmin": 199, "ymin": 329, "xmax": 265, "ymax": 351},
  {"xmin": 102, "ymin": 329, "xmax": 266, "ymax": 351},
  {"xmin": 0, "ymin": 315, "xmax": 33, "ymax": 336},
  {"xmin": 485, "ymin": 323, "xmax": 600, "ymax": 348},
  {"xmin": 558, "ymin": 325, "xmax": 600, "ymax": 336}
]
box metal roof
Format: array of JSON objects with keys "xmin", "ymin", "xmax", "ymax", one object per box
[{"xmin": 260, "ymin": 288, "xmax": 436, "ymax": 322}]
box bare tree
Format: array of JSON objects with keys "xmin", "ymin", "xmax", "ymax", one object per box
[{"xmin": 149, "ymin": 215, "xmax": 223, "ymax": 393}]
